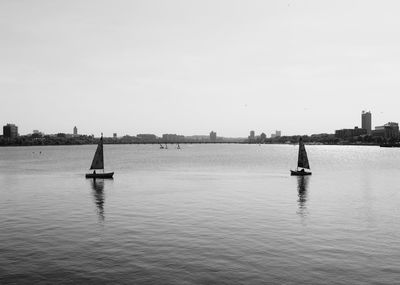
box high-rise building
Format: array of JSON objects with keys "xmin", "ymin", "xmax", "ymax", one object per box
[
  {"xmin": 362, "ymin": 111, "xmax": 372, "ymax": 135},
  {"xmin": 210, "ymin": 131, "xmax": 217, "ymax": 142},
  {"xmin": 275, "ymin": 130, "xmax": 281, "ymax": 137},
  {"xmin": 3, "ymin": 123, "xmax": 18, "ymax": 139},
  {"xmin": 248, "ymin": 130, "xmax": 255, "ymax": 142},
  {"xmin": 73, "ymin": 126, "xmax": 78, "ymax": 136}
]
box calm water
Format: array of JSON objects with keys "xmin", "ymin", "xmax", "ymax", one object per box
[{"xmin": 1, "ymin": 144, "xmax": 400, "ymax": 284}]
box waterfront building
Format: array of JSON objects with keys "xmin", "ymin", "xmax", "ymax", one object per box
[
  {"xmin": 73, "ymin": 126, "xmax": 78, "ymax": 136},
  {"xmin": 137, "ymin": 134, "xmax": 158, "ymax": 142},
  {"xmin": 185, "ymin": 135, "xmax": 209, "ymax": 142},
  {"xmin": 362, "ymin": 111, "xmax": 372, "ymax": 135},
  {"xmin": 275, "ymin": 130, "xmax": 281, "ymax": 137},
  {"xmin": 249, "ymin": 130, "xmax": 255, "ymax": 142},
  {"xmin": 3, "ymin": 123, "xmax": 18, "ymax": 139},
  {"xmin": 162, "ymin": 134, "xmax": 185, "ymax": 142},
  {"xmin": 120, "ymin": 135, "xmax": 138, "ymax": 144},
  {"xmin": 210, "ymin": 131, "xmax": 217, "ymax": 142},
  {"xmin": 335, "ymin": 127, "xmax": 367, "ymax": 139},
  {"xmin": 372, "ymin": 122, "xmax": 399, "ymax": 139}
]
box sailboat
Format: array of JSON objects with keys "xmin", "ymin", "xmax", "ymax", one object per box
[
  {"xmin": 290, "ymin": 137, "xmax": 312, "ymax": 176},
  {"xmin": 159, "ymin": 143, "xmax": 164, "ymax": 149},
  {"xmin": 85, "ymin": 135, "xmax": 114, "ymax": 179},
  {"xmin": 177, "ymin": 143, "xmax": 181, "ymax": 149}
]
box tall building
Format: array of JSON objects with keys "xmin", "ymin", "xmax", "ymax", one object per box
[
  {"xmin": 113, "ymin": 133, "xmax": 117, "ymax": 139},
  {"xmin": 249, "ymin": 130, "xmax": 255, "ymax": 142},
  {"xmin": 210, "ymin": 131, "xmax": 217, "ymax": 142},
  {"xmin": 362, "ymin": 111, "xmax": 372, "ymax": 135},
  {"xmin": 3, "ymin": 123, "xmax": 18, "ymax": 139},
  {"xmin": 73, "ymin": 126, "xmax": 78, "ymax": 136},
  {"xmin": 275, "ymin": 130, "xmax": 281, "ymax": 137}
]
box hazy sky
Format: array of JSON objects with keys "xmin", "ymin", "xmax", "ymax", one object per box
[{"xmin": 1, "ymin": 0, "xmax": 400, "ymax": 137}]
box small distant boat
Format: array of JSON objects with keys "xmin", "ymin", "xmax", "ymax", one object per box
[
  {"xmin": 380, "ymin": 143, "xmax": 400, "ymax": 148},
  {"xmin": 177, "ymin": 143, "xmax": 181, "ymax": 149},
  {"xmin": 160, "ymin": 144, "xmax": 164, "ymax": 149},
  {"xmin": 290, "ymin": 138, "xmax": 312, "ymax": 176},
  {"xmin": 85, "ymin": 135, "xmax": 114, "ymax": 179}
]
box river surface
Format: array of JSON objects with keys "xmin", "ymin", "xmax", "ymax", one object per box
[{"xmin": 0, "ymin": 144, "xmax": 399, "ymax": 284}]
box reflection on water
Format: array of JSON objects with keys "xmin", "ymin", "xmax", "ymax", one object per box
[
  {"xmin": 91, "ymin": 179, "xmax": 105, "ymax": 222},
  {"xmin": 297, "ymin": 176, "xmax": 309, "ymax": 217}
]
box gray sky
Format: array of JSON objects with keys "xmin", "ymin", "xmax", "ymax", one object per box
[{"xmin": 1, "ymin": 0, "xmax": 400, "ymax": 137}]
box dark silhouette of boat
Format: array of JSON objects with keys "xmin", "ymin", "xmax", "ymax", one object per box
[
  {"xmin": 380, "ymin": 143, "xmax": 400, "ymax": 148},
  {"xmin": 85, "ymin": 134, "xmax": 114, "ymax": 179},
  {"xmin": 291, "ymin": 138, "xmax": 312, "ymax": 176}
]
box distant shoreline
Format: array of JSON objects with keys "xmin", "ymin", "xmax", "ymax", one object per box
[
  {"xmin": 0, "ymin": 141, "xmax": 381, "ymax": 147},
  {"xmin": 0, "ymin": 134, "xmax": 391, "ymax": 147}
]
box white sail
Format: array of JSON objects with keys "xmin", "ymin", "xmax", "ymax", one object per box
[
  {"xmin": 90, "ymin": 137, "xmax": 104, "ymax": 170},
  {"xmin": 297, "ymin": 138, "xmax": 310, "ymax": 169}
]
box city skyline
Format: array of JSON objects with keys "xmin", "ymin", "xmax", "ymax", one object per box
[
  {"xmin": 2, "ymin": 1, "xmax": 400, "ymax": 136},
  {"xmin": 2, "ymin": 108, "xmax": 398, "ymax": 138}
]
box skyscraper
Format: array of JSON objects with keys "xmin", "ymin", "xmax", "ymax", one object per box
[
  {"xmin": 73, "ymin": 126, "xmax": 78, "ymax": 136},
  {"xmin": 361, "ymin": 111, "xmax": 372, "ymax": 135},
  {"xmin": 3, "ymin": 123, "xmax": 18, "ymax": 139},
  {"xmin": 248, "ymin": 130, "xmax": 255, "ymax": 142},
  {"xmin": 250, "ymin": 130, "xmax": 255, "ymax": 138},
  {"xmin": 210, "ymin": 131, "xmax": 217, "ymax": 142}
]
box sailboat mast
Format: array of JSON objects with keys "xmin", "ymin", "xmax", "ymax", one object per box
[{"xmin": 101, "ymin": 133, "xmax": 104, "ymax": 172}]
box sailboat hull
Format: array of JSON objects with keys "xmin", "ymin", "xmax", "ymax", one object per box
[
  {"xmin": 85, "ymin": 172, "xmax": 114, "ymax": 179},
  {"xmin": 290, "ymin": 170, "xmax": 312, "ymax": 176}
]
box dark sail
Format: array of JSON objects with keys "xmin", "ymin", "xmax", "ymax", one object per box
[
  {"xmin": 90, "ymin": 137, "xmax": 104, "ymax": 170},
  {"xmin": 297, "ymin": 138, "xmax": 310, "ymax": 169}
]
